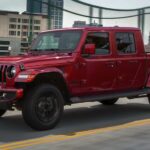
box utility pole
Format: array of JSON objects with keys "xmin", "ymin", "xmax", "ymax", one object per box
[
  {"xmin": 48, "ymin": 0, "xmax": 51, "ymax": 30},
  {"xmin": 99, "ymin": 8, "xmax": 103, "ymax": 25},
  {"xmin": 89, "ymin": 6, "xmax": 93, "ymax": 25},
  {"xmin": 28, "ymin": 0, "xmax": 34, "ymax": 44},
  {"xmin": 138, "ymin": 9, "xmax": 145, "ymax": 35}
]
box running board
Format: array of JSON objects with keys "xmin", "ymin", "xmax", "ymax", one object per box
[{"xmin": 70, "ymin": 88, "xmax": 150, "ymax": 103}]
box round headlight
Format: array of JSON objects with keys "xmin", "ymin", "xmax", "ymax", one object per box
[{"xmin": 7, "ymin": 66, "xmax": 16, "ymax": 78}]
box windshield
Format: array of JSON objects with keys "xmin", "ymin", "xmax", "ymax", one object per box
[{"xmin": 31, "ymin": 30, "xmax": 82, "ymax": 52}]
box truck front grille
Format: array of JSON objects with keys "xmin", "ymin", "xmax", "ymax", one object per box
[{"xmin": 0, "ymin": 65, "xmax": 8, "ymax": 84}]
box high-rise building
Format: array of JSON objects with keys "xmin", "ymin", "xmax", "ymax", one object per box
[{"xmin": 27, "ymin": 0, "xmax": 63, "ymax": 29}]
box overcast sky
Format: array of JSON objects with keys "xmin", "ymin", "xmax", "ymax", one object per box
[{"xmin": 0, "ymin": 0, "xmax": 150, "ymax": 12}]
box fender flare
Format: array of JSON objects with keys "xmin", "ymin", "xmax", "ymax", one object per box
[{"xmin": 15, "ymin": 67, "xmax": 66, "ymax": 83}]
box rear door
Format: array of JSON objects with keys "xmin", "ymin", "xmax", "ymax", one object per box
[{"xmin": 115, "ymin": 31, "xmax": 147, "ymax": 90}]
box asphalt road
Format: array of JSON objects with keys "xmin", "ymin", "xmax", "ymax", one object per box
[{"xmin": 0, "ymin": 98, "xmax": 150, "ymax": 150}]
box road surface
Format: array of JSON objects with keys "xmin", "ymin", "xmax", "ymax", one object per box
[{"xmin": 0, "ymin": 98, "xmax": 150, "ymax": 150}]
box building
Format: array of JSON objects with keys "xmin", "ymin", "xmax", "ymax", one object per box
[
  {"xmin": 73, "ymin": 21, "xmax": 86, "ymax": 28},
  {"xmin": 0, "ymin": 37, "xmax": 21, "ymax": 56},
  {"xmin": 0, "ymin": 10, "xmax": 48, "ymax": 55},
  {"xmin": 149, "ymin": 32, "xmax": 150, "ymax": 45},
  {"xmin": 27, "ymin": 0, "xmax": 63, "ymax": 29},
  {"xmin": 73, "ymin": 20, "xmax": 100, "ymax": 28},
  {"xmin": 145, "ymin": 33, "xmax": 150, "ymax": 53},
  {"xmin": 145, "ymin": 45, "xmax": 150, "ymax": 52}
]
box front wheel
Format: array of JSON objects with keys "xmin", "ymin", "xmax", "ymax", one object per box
[
  {"xmin": 22, "ymin": 84, "xmax": 64, "ymax": 131},
  {"xmin": 100, "ymin": 98, "xmax": 118, "ymax": 105},
  {"xmin": 0, "ymin": 110, "xmax": 7, "ymax": 117}
]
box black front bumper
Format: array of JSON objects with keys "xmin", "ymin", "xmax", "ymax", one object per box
[{"xmin": 0, "ymin": 88, "xmax": 23, "ymax": 109}]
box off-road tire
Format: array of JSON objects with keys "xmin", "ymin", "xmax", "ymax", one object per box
[
  {"xmin": 148, "ymin": 95, "xmax": 150, "ymax": 104},
  {"xmin": 0, "ymin": 110, "xmax": 7, "ymax": 117},
  {"xmin": 22, "ymin": 84, "xmax": 64, "ymax": 131},
  {"xmin": 100, "ymin": 98, "xmax": 118, "ymax": 105}
]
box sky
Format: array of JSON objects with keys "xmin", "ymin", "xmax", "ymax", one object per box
[
  {"xmin": 0, "ymin": 0, "xmax": 150, "ymax": 43},
  {"xmin": 0, "ymin": 0, "xmax": 150, "ymax": 11},
  {"xmin": 81, "ymin": 0, "xmax": 150, "ymax": 9}
]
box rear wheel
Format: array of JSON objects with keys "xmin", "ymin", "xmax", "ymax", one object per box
[
  {"xmin": 100, "ymin": 98, "xmax": 118, "ymax": 105},
  {"xmin": 148, "ymin": 95, "xmax": 150, "ymax": 104},
  {"xmin": 22, "ymin": 84, "xmax": 64, "ymax": 131},
  {"xmin": 0, "ymin": 110, "xmax": 7, "ymax": 117}
]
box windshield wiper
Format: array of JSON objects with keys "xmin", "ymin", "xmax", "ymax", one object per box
[
  {"xmin": 30, "ymin": 49, "xmax": 40, "ymax": 51},
  {"xmin": 43, "ymin": 49, "xmax": 60, "ymax": 52}
]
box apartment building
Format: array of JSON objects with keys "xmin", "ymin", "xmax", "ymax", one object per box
[{"xmin": 0, "ymin": 10, "xmax": 48, "ymax": 55}]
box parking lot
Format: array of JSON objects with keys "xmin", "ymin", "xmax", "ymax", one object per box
[{"xmin": 0, "ymin": 98, "xmax": 150, "ymax": 150}]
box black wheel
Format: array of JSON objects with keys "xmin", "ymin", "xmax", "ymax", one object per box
[
  {"xmin": 22, "ymin": 84, "xmax": 64, "ymax": 131},
  {"xmin": 0, "ymin": 110, "xmax": 6, "ymax": 117},
  {"xmin": 148, "ymin": 95, "xmax": 150, "ymax": 104},
  {"xmin": 100, "ymin": 98, "xmax": 118, "ymax": 105}
]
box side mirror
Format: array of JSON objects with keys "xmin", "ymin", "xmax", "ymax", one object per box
[{"xmin": 84, "ymin": 44, "xmax": 95, "ymax": 55}]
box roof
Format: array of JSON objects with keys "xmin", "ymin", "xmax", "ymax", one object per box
[
  {"xmin": 77, "ymin": 26, "xmax": 140, "ymax": 31},
  {"xmin": 41, "ymin": 26, "xmax": 140, "ymax": 33},
  {"xmin": 22, "ymin": 11, "xmax": 48, "ymax": 17},
  {"xmin": 0, "ymin": 10, "xmax": 19, "ymax": 15}
]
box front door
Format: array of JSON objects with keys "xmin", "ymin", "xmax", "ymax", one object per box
[{"xmin": 79, "ymin": 31, "xmax": 117, "ymax": 95}]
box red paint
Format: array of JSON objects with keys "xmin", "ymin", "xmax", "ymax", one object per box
[{"xmin": 0, "ymin": 27, "xmax": 149, "ymax": 103}]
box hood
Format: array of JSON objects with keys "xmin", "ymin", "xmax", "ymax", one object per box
[{"xmin": 0, "ymin": 53, "xmax": 74, "ymax": 69}]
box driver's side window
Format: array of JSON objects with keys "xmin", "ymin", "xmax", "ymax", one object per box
[{"xmin": 85, "ymin": 32, "xmax": 110, "ymax": 55}]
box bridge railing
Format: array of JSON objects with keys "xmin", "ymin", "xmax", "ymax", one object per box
[{"xmin": 28, "ymin": 0, "xmax": 150, "ymax": 44}]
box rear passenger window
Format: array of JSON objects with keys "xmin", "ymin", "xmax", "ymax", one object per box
[
  {"xmin": 85, "ymin": 32, "xmax": 110, "ymax": 55},
  {"xmin": 116, "ymin": 33, "xmax": 136, "ymax": 54}
]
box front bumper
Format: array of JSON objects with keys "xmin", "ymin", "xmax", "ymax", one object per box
[{"xmin": 0, "ymin": 88, "xmax": 23, "ymax": 109}]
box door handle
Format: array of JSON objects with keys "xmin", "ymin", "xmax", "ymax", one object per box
[{"xmin": 106, "ymin": 62, "xmax": 115, "ymax": 68}]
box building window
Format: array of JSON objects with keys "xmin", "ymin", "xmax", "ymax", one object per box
[
  {"xmin": 33, "ymin": 32, "xmax": 39, "ymax": 35},
  {"xmin": 0, "ymin": 41, "xmax": 10, "ymax": 45},
  {"xmin": 116, "ymin": 33, "xmax": 136, "ymax": 54},
  {"xmin": 34, "ymin": 20, "xmax": 41, "ymax": 24},
  {"xmin": 55, "ymin": 21, "xmax": 58, "ymax": 25},
  {"xmin": 9, "ymin": 24, "xmax": 16, "ymax": 29},
  {"xmin": 21, "ymin": 38, "xmax": 27, "ymax": 42},
  {"xmin": 22, "ymin": 19, "xmax": 29, "ymax": 23},
  {"xmin": 18, "ymin": 18, "xmax": 21, "ymax": 23},
  {"xmin": 10, "ymin": 18, "xmax": 17, "ymax": 22},
  {"xmin": 0, "ymin": 46, "xmax": 9, "ymax": 50},
  {"xmin": 22, "ymin": 25, "xmax": 28, "ymax": 30},
  {"xmin": 34, "ymin": 26, "xmax": 40, "ymax": 30},
  {"xmin": 17, "ymin": 31, "xmax": 20, "ymax": 36},
  {"xmin": 22, "ymin": 32, "xmax": 28, "ymax": 36},
  {"xmin": 18, "ymin": 25, "xmax": 21, "ymax": 29},
  {"xmin": 9, "ymin": 31, "xmax": 16, "ymax": 36}
]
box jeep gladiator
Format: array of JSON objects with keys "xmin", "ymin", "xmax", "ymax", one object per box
[{"xmin": 0, "ymin": 27, "xmax": 150, "ymax": 130}]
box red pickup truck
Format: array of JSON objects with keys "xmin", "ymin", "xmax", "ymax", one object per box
[{"xmin": 0, "ymin": 27, "xmax": 150, "ymax": 130}]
